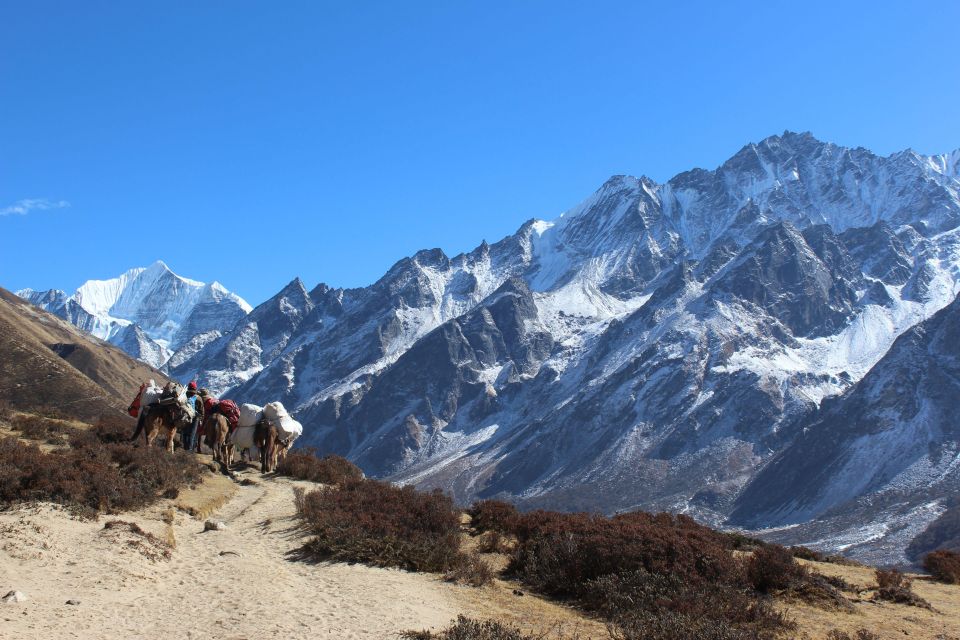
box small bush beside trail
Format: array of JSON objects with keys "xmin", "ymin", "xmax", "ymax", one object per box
[
  {"xmin": 923, "ymin": 549, "xmax": 960, "ymax": 584},
  {"xmin": 507, "ymin": 511, "xmax": 742, "ymax": 599},
  {"xmin": 469, "ymin": 499, "xmax": 520, "ymax": 534},
  {"xmin": 297, "ymin": 479, "xmax": 464, "ymax": 573},
  {"xmin": 0, "ymin": 417, "xmax": 202, "ymax": 517},
  {"xmin": 873, "ymin": 569, "xmax": 931, "ymax": 609},
  {"xmin": 747, "ymin": 544, "xmax": 809, "ymax": 593},
  {"xmin": 400, "ymin": 615, "xmax": 541, "ymax": 640},
  {"xmin": 276, "ymin": 449, "xmax": 363, "ymax": 485}
]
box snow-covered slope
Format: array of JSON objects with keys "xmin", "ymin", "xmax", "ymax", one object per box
[
  {"xmin": 203, "ymin": 132, "xmax": 960, "ymax": 564},
  {"xmin": 19, "ymin": 261, "xmax": 251, "ymax": 368}
]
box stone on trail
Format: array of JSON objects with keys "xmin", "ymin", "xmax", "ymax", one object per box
[
  {"xmin": 203, "ymin": 520, "xmax": 227, "ymax": 532},
  {"xmin": 2, "ymin": 591, "xmax": 27, "ymax": 603}
]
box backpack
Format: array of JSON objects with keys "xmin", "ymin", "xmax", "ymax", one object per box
[
  {"xmin": 217, "ymin": 399, "xmax": 241, "ymax": 432},
  {"xmin": 203, "ymin": 396, "xmax": 220, "ymax": 416}
]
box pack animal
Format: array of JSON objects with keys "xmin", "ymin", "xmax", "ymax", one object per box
[
  {"xmin": 254, "ymin": 421, "xmax": 285, "ymax": 473},
  {"xmin": 203, "ymin": 412, "xmax": 233, "ymax": 467}
]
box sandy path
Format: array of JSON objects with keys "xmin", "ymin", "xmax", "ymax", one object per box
[{"xmin": 0, "ymin": 465, "xmax": 461, "ymax": 639}]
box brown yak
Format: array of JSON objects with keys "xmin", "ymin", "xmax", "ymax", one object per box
[
  {"xmin": 140, "ymin": 404, "xmax": 189, "ymax": 453},
  {"xmin": 203, "ymin": 413, "xmax": 233, "ymax": 467},
  {"xmin": 254, "ymin": 421, "xmax": 282, "ymax": 473}
]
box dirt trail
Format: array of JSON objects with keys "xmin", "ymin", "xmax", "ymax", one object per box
[{"xmin": 0, "ymin": 464, "xmax": 463, "ymax": 639}]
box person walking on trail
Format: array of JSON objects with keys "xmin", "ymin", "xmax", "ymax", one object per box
[{"xmin": 182, "ymin": 381, "xmax": 204, "ymax": 452}]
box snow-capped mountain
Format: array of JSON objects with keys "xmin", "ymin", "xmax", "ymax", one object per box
[
  {"xmin": 19, "ymin": 261, "xmax": 251, "ymax": 368},
  {"xmin": 21, "ymin": 132, "xmax": 960, "ymax": 563},
  {"xmin": 185, "ymin": 131, "xmax": 959, "ymax": 563}
]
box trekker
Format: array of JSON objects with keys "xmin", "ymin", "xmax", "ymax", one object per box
[{"xmin": 182, "ymin": 381, "xmax": 204, "ymax": 452}]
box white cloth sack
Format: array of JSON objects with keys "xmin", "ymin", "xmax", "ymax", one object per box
[
  {"xmin": 262, "ymin": 401, "xmax": 289, "ymax": 422},
  {"xmin": 276, "ymin": 415, "xmax": 303, "ymax": 441},
  {"xmin": 138, "ymin": 383, "xmax": 164, "ymax": 417},
  {"xmin": 231, "ymin": 425, "xmax": 257, "ymax": 450},
  {"xmin": 262, "ymin": 401, "xmax": 302, "ymax": 441},
  {"xmin": 238, "ymin": 403, "xmax": 263, "ymax": 428}
]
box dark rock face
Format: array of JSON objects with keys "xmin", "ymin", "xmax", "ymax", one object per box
[{"xmin": 732, "ymin": 293, "xmax": 960, "ymax": 525}]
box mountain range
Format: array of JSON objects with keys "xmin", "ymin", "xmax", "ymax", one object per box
[{"xmin": 18, "ymin": 131, "xmax": 960, "ymax": 564}]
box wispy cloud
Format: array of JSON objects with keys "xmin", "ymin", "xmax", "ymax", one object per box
[{"xmin": 0, "ymin": 198, "xmax": 71, "ymax": 217}]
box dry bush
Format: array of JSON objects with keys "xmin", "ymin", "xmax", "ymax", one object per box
[
  {"xmin": 401, "ymin": 615, "xmax": 539, "ymax": 640},
  {"xmin": 469, "ymin": 499, "xmax": 520, "ymax": 534},
  {"xmin": 874, "ymin": 568, "xmax": 931, "ymax": 608},
  {"xmin": 923, "ymin": 549, "xmax": 960, "ymax": 584},
  {"xmin": 789, "ymin": 545, "xmax": 825, "ymax": 562},
  {"xmin": 297, "ymin": 479, "xmax": 463, "ymax": 573},
  {"xmin": 726, "ymin": 532, "xmax": 768, "ymax": 551},
  {"xmin": 583, "ymin": 569, "xmax": 789, "ymax": 639},
  {"xmin": 475, "ymin": 530, "xmax": 514, "ymax": 554},
  {"xmin": 504, "ymin": 510, "xmax": 795, "ymax": 638},
  {"xmin": 10, "ymin": 413, "xmax": 71, "ymax": 445},
  {"xmin": 747, "ymin": 544, "xmax": 808, "ymax": 593},
  {"xmin": 788, "ymin": 574, "xmax": 854, "ymax": 611},
  {"xmin": 292, "ymin": 485, "xmax": 307, "ymax": 516},
  {"xmin": 826, "ymin": 629, "xmax": 880, "ymax": 640},
  {"xmin": 101, "ymin": 519, "xmax": 172, "ymax": 561},
  {"xmin": 507, "ymin": 511, "xmax": 743, "ymax": 599},
  {"xmin": 444, "ymin": 552, "xmax": 495, "ymax": 587},
  {"xmin": 276, "ymin": 449, "xmax": 363, "ymax": 485},
  {"xmin": 0, "ymin": 421, "xmax": 201, "ymax": 516}
]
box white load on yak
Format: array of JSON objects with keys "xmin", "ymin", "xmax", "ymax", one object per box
[
  {"xmin": 263, "ymin": 401, "xmax": 303, "ymax": 442},
  {"xmin": 138, "ymin": 380, "xmax": 164, "ymax": 417},
  {"xmin": 232, "ymin": 403, "xmax": 264, "ymax": 456}
]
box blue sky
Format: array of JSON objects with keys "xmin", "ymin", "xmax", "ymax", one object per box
[{"xmin": 2, "ymin": 1, "xmax": 958, "ymax": 305}]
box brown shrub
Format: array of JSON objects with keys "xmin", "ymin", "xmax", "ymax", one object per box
[
  {"xmin": 583, "ymin": 569, "xmax": 789, "ymax": 638},
  {"xmin": 10, "ymin": 413, "xmax": 71, "ymax": 445},
  {"xmin": 747, "ymin": 545, "xmax": 808, "ymax": 593},
  {"xmin": 507, "ymin": 510, "xmax": 743, "ymax": 600},
  {"xmin": 475, "ymin": 530, "xmax": 514, "ymax": 554},
  {"xmin": 826, "ymin": 630, "xmax": 880, "ymax": 640},
  {"xmin": 400, "ymin": 615, "xmax": 537, "ymax": 640},
  {"xmin": 923, "ymin": 549, "xmax": 960, "ymax": 584},
  {"xmin": 276, "ymin": 449, "xmax": 364, "ymax": 485},
  {"xmin": 297, "ymin": 479, "xmax": 462, "ymax": 573},
  {"xmin": 469, "ymin": 500, "xmax": 520, "ymax": 534},
  {"xmin": 444, "ymin": 552, "xmax": 495, "ymax": 587},
  {"xmin": 0, "ymin": 418, "xmax": 201, "ymax": 516},
  {"xmin": 874, "ymin": 569, "xmax": 931, "ymax": 608},
  {"xmin": 789, "ymin": 545, "xmax": 825, "ymax": 562}
]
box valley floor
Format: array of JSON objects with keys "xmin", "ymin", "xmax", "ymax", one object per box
[{"xmin": 1, "ymin": 455, "xmax": 958, "ymax": 639}]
